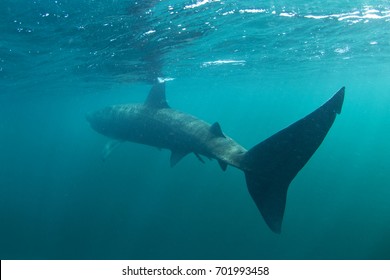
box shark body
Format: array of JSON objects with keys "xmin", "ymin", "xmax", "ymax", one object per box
[{"xmin": 87, "ymin": 82, "xmax": 345, "ymax": 233}]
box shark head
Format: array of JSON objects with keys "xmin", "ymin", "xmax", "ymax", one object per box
[{"xmin": 85, "ymin": 108, "xmax": 112, "ymax": 137}]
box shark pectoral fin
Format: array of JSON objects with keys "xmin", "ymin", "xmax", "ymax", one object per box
[
  {"xmin": 102, "ymin": 140, "xmax": 122, "ymax": 161},
  {"xmin": 170, "ymin": 151, "xmax": 189, "ymax": 167},
  {"xmin": 210, "ymin": 122, "xmax": 226, "ymax": 138},
  {"xmin": 218, "ymin": 160, "xmax": 228, "ymax": 171},
  {"xmin": 194, "ymin": 153, "xmax": 205, "ymax": 163}
]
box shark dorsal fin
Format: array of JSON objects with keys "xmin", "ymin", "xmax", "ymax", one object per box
[
  {"xmin": 145, "ymin": 82, "xmax": 170, "ymax": 108},
  {"xmin": 210, "ymin": 122, "xmax": 225, "ymax": 138}
]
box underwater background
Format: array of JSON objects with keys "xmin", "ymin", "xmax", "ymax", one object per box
[{"xmin": 1, "ymin": 0, "xmax": 390, "ymax": 259}]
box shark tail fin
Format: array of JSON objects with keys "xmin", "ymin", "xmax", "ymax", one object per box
[{"xmin": 243, "ymin": 87, "xmax": 345, "ymax": 233}]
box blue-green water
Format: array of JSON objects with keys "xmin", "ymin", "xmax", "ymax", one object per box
[{"xmin": 1, "ymin": 0, "xmax": 390, "ymax": 259}]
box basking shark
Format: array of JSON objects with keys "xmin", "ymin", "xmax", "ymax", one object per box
[{"xmin": 87, "ymin": 82, "xmax": 345, "ymax": 233}]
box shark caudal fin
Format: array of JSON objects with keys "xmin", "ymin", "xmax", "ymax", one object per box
[{"xmin": 243, "ymin": 87, "xmax": 345, "ymax": 233}]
